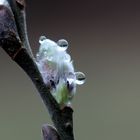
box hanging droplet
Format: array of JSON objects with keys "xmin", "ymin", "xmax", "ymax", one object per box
[
  {"xmin": 39, "ymin": 36, "xmax": 47, "ymax": 44},
  {"xmin": 57, "ymin": 39, "xmax": 68, "ymax": 51},
  {"xmin": 75, "ymin": 72, "xmax": 86, "ymax": 85}
]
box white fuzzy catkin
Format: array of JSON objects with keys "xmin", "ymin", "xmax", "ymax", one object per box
[
  {"xmin": 36, "ymin": 37, "xmax": 74, "ymax": 84},
  {"xmin": 36, "ymin": 36, "xmax": 85, "ymax": 105},
  {"xmin": 0, "ymin": 0, "xmax": 9, "ymax": 6}
]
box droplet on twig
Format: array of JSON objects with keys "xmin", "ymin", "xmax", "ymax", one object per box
[{"xmin": 75, "ymin": 72, "xmax": 86, "ymax": 85}]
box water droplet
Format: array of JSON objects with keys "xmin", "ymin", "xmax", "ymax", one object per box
[
  {"xmin": 39, "ymin": 36, "xmax": 47, "ymax": 44},
  {"xmin": 57, "ymin": 39, "xmax": 68, "ymax": 51},
  {"xmin": 75, "ymin": 72, "xmax": 86, "ymax": 85}
]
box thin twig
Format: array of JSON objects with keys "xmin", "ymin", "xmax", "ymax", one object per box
[
  {"xmin": 7, "ymin": 0, "xmax": 33, "ymax": 57},
  {"xmin": 0, "ymin": 1, "xmax": 75, "ymax": 140}
]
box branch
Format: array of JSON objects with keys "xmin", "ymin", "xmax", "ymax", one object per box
[
  {"xmin": 0, "ymin": 1, "xmax": 75, "ymax": 140},
  {"xmin": 7, "ymin": 0, "xmax": 33, "ymax": 57}
]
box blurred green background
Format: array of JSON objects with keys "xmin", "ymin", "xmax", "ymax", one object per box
[{"xmin": 1, "ymin": 0, "xmax": 140, "ymax": 140}]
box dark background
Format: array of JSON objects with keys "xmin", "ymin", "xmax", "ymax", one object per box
[{"xmin": 1, "ymin": 0, "xmax": 140, "ymax": 139}]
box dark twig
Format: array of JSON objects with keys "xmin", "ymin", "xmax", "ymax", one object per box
[
  {"xmin": 0, "ymin": 1, "xmax": 75, "ymax": 140},
  {"xmin": 7, "ymin": 0, "xmax": 33, "ymax": 57}
]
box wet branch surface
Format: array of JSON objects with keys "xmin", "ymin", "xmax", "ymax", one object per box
[{"xmin": 0, "ymin": 1, "xmax": 75, "ymax": 140}]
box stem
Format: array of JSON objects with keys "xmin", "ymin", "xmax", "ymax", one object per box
[
  {"xmin": 7, "ymin": 0, "xmax": 34, "ymax": 57},
  {"xmin": 0, "ymin": 1, "xmax": 75, "ymax": 140}
]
